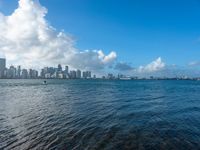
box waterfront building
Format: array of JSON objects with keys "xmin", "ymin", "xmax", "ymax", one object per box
[
  {"xmin": 21, "ymin": 69, "xmax": 28, "ymax": 79},
  {"xmin": 82, "ymin": 71, "xmax": 92, "ymax": 79},
  {"xmin": 88, "ymin": 71, "xmax": 91, "ymax": 78},
  {"xmin": 58, "ymin": 73, "xmax": 64, "ymax": 79},
  {"xmin": 82, "ymin": 71, "xmax": 86, "ymax": 78},
  {"xmin": 76, "ymin": 70, "xmax": 81, "ymax": 79},
  {"xmin": 40, "ymin": 69, "xmax": 45, "ymax": 78},
  {"xmin": 45, "ymin": 73, "xmax": 51, "ymax": 79},
  {"xmin": 6, "ymin": 66, "xmax": 16, "ymax": 79},
  {"xmin": 107, "ymin": 73, "xmax": 115, "ymax": 79},
  {"xmin": 0, "ymin": 58, "xmax": 6, "ymax": 78},
  {"xmin": 58, "ymin": 64, "xmax": 62, "ymax": 72},
  {"xmin": 29, "ymin": 69, "xmax": 38, "ymax": 79},
  {"xmin": 65, "ymin": 66, "xmax": 69, "ymax": 74},
  {"xmin": 17, "ymin": 66, "xmax": 21, "ymax": 78},
  {"xmin": 43, "ymin": 67, "xmax": 49, "ymax": 74},
  {"xmin": 48, "ymin": 67, "xmax": 56, "ymax": 75},
  {"xmin": 51, "ymin": 72, "xmax": 58, "ymax": 78},
  {"xmin": 70, "ymin": 70, "xmax": 76, "ymax": 79}
]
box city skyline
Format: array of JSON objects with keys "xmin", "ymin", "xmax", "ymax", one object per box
[
  {"xmin": 0, "ymin": 0, "xmax": 200, "ymax": 77},
  {"xmin": 1, "ymin": 57, "xmax": 200, "ymax": 80},
  {"xmin": 0, "ymin": 58, "xmax": 94, "ymax": 79}
]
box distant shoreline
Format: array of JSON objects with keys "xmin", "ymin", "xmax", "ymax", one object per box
[{"xmin": 0, "ymin": 78, "xmax": 200, "ymax": 81}]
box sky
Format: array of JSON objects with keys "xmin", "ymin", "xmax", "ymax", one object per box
[{"xmin": 0, "ymin": 0, "xmax": 200, "ymax": 77}]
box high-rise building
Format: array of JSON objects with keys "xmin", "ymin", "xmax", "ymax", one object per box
[
  {"xmin": 40, "ymin": 69, "xmax": 45, "ymax": 78},
  {"xmin": 0, "ymin": 58, "xmax": 6, "ymax": 78},
  {"xmin": 65, "ymin": 66, "xmax": 69, "ymax": 74},
  {"xmin": 44, "ymin": 67, "xmax": 49, "ymax": 74},
  {"xmin": 70, "ymin": 70, "xmax": 76, "ymax": 79},
  {"xmin": 107, "ymin": 73, "xmax": 114, "ymax": 79},
  {"xmin": 82, "ymin": 71, "xmax": 87, "ymax": 79},
  {"xmin": 76, "ymin": 69, "xmax": 81, "ymax": 79},
  {"xmin": 7, "ymin": 66, "xmax": 16, "ymax": 79},
  {"xmin": 82, "ymin": 71, "xmax": 92, "ymax": 79},
  {"xmin": 88, "ymin": 71, "xmax": 91, "ymax": 78},
  {"xmin": 17, "ymin": 66, "xmax": 21, "ymax": 78},
  {"xmin": 21, "ymin": 69, "xmax": 28, "ymax": 79},
  {"xmin": 29, "ymin": 69, "xmax": 38, "ymax": 79},
  {"xmin": 48, "ymin": 67, "xmax": 55, "ymax": 75},
  {"xmin": 58, "ymin": 64, "xmax": 62, "ymax": 72}
]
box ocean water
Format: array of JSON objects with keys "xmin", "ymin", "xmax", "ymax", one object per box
[{"xmin": 0, "ymin": 79, "xmax": 200, "ymax": 150}]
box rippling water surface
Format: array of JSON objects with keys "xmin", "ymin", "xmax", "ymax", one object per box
[{"xmin": 1, "ymin": 79, "xmax": 200, "ymax": 150}]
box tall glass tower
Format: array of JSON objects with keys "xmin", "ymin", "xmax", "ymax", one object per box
[{"xmin": 0, "ymin": 58, "xmax": 6, "ymax": 78}]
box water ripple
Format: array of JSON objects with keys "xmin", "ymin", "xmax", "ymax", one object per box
[{"xmin": 1, "ymin": 79, "xmax": 200, "ymax": 149}]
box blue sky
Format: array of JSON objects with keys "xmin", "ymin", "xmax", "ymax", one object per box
[{"xmin": 1, "ymin": 0, "xmax": 200, "ymax": 75}]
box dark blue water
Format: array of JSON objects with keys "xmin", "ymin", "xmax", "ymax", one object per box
[{"xmin": 0, "ymin": 79, "xmax": 200, "ymax": 150}]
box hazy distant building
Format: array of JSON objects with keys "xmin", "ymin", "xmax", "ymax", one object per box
[
  {"xmin": 51, "ymin": 72, "xmax": 58, "ymax": 78},
  {"xmin": 21, "ymin": 69, "xmax": 28, "ymax": 79},
  {"xmin": 65, "ymin": 66, "xmax": 69, "ymax": 74},
  {"xmin": 45, "ymin": 73, "xmax": 51, "ymax": 79},
  {"xmin": 40, "ymin": 69, "xmax": 45, "ymax": 78},
  {"xmin": 63, "ymin": 66, "xmax": 69, "ymax": 78},
  {"xmin": 82, "ymin": 72, "xmax": 87, "ymax": 78},
  {"xmin": 76, "ymin": 70, "xmax": 81, "ymax": 79},
  {"xmin": 44, "ymin": 67, "xmax": 49, "ymax": 74},
  {"xmin": 17, "ymin": 66, "xmax": 21, "ymax": 78},
  {"xmin": 58, "ymin": 73, "xmax": 64, "ymax": 79},
  {"xmin": 0, "ymin": 58, "xmax": 6, "ymax": 78},
  {"xmin": 58, "ymin": 64, "xmax": 62, "ymax": 72},
  {"xmin": 6, "ymin": 66, "xmax": 16, "ymax": 79},
  {"xmin": 41, "ymin": 67, "xmax": 56, "ymax": 78},
  {"xmin": 118, "ymin": 74, "xmax": 124, "ymax": 79},
  {"xmin": 83, "ymin": 71, "xmax": 91, "ymax": 79},
  {"xmin": 88, "ymin": 71, "xmax": 91, "ymax": 78},
  {"xmin": 70, "ymin": 70, "xmax": 76, "ymax": 79},
  {"xmin": 48, "ymin": 67, "xmax": 56, "ymax": 75},
  {"xmin": 29, "ymin": 69, "xmax": 38, "ymax": 79},
  {"xmin": 107, "ymin": 73, "xmax": 115, "ymax": 79}
]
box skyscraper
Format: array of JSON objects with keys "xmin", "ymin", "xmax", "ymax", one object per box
[
  {"xmin": 58, "ymin": 64, "xmax": 62, "ymax": 72},
  {"xmin": 17, "ymin": 66, "xmax": 21, "ymax": 78},
  {"xmin": 76, "ymin": 69, "xmax": 81, "ymax": 79},
  {"xmin": 7, "ymin": 66, "xmax": 16, "ymax": 78},
  {"xmin": 21, "ymin": 69, "xmax": 28, "ymax": 79},
  {"xmin": 70, "ymin": 70, "xmax": 76, "ymax": 79},
  {"xmin": 0, "ymin": 58, "xmax": 6, "ymax": 78},
  {"xmin": 82, "ymin": 71, "xmax": 92, "ymax": 79},
  {"xmin": 65, "ymin": 66, "xmax": 69, "ymax": 74}
]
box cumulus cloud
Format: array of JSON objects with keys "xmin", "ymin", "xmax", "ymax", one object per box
[
  {"xmin": 0, "ymin": 0, "xmax": 117, "ymax": 70},
  {"xmin": 138, "ymin": 57, "xmax": 165, "ymax": 73},
  {"xmin": 114, "ymin": 62, "xmax": 134, "ymax": 71}
]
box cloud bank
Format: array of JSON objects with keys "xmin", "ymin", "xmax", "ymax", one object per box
[
  {"xmin": 0, "ymin": 0, "xmax": 117, "ymax": 71},
  {"xmin": 113, "ymin": 57, "xmax": 166, "ymax": 76}
]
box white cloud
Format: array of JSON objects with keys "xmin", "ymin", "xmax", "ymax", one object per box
[
  {"xmin": 0, "ymin": 0, "xmax": 117, "ymax": 71},
  {"xmin": 138, "ymin": 57, "xmax": 165, "ymax": 73}
]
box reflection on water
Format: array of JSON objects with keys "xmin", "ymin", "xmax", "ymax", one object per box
[{"xmin": 0, "ymin": 79, "xmax": 200, "ymax": 150}]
